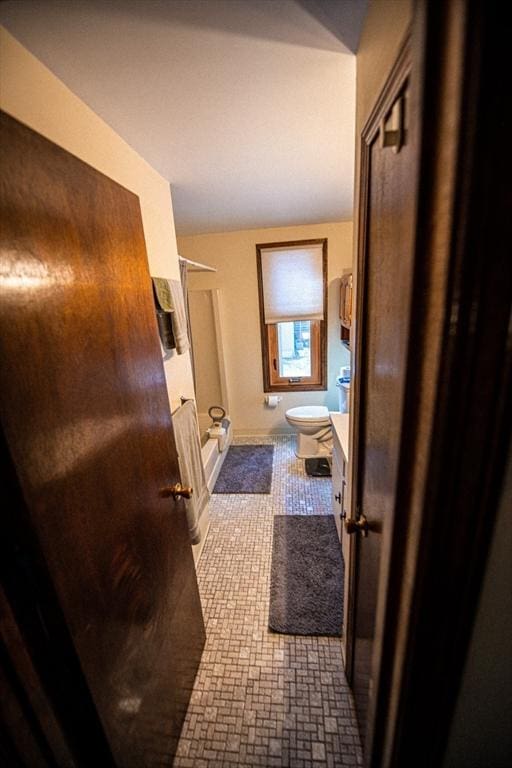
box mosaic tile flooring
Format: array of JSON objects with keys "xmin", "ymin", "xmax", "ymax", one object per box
[{"xmin": 174, "ymin": 436, "xmax": 362, "ymax": 767}]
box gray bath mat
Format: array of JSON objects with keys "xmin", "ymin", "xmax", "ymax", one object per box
[
  {"xmin": 269, "ymin": 515, "xmax": 344, "ymax": 636},
  {"xmin": 213, "ymin": 445, "xmax": 274, "ymax": 493}
]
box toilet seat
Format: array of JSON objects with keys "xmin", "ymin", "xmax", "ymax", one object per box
[{"xmin": 285, "ymin": 405, "xmax": 330, "ymax": 425}]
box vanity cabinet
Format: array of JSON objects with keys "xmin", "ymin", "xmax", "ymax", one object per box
[
  {"xmin": 332, "ymin": 427, "xmax": 348, "ymax": 540},
  {"xmin": 330, "ymin": 413, "xmax": 350, "ymax": 541},
  {"xmin": 330, "ymin": 412, "xmax": 350, "ymax": 662}
]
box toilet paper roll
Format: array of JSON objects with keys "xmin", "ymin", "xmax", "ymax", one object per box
[{"xmin": 265, "ymin": 395, "xmax": 279, "ymax": 408}]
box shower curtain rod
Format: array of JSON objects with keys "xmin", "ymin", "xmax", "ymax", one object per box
[{"xmin": 179, "ymin": 256, "xmax": 217, "ymax": 273}]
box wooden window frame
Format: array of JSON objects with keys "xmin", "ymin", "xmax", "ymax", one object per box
[{"xmin": 256, "ymin": 238, "xmax": 328, "ymax": 393}]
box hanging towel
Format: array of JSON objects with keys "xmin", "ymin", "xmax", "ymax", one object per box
[
  {"xmin": 152, "ymin": 277, "xmax": 190, "ymax": 354},
  {"xmin": 151, "ymin": 278, "xmax": 175, "ymax": 351},
  {"xmin": 152, "ymin": 276, "xmax": 173, "ymax": 311},
  {"xmin": 172, "ymin": 399, "xmax": 209, "ymax": 544}
]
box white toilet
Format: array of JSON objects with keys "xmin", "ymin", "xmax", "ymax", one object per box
[{"xmin": 285, "ymin": 405, "xmax": 333, "ymax": 459}]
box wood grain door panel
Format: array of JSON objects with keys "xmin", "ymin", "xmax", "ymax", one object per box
[
  {"xmin": 350, "ymin": 61, "xmax": 416, "ymax": 749},
  {"xmin": 0, "ymin": 111, "xmax": 205, "ymax": 766}
]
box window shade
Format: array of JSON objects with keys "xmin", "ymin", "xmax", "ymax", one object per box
[{"xmin": 260, "ymin": 244, "xmax": 324, "ymax": 324}]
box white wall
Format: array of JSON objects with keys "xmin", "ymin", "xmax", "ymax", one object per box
[
  {"xmin": 179, "ymin": 221, "xmax": 352, "ymax": 435},
  {"xmin": 0, "ymin": 27, "xmax": 195, "ymax": 414},
  {"xmin": 355, "ymin": 0, "xmax": 412, "ymax": 133}
]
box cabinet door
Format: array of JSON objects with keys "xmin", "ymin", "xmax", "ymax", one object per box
[
  {"xmin": 331, "ymin": 447, "xmax": 344, "ymax": 541},
  {"xmin": 341, "ymin": 475, "xmax": 348, "ymax": 520},
  {"xmin": 340, "ymin": 274, "xmax": 353, "ymax": 328},
  {"xmin": 345, "ymin": 274, "xmax": 353, "ymax": 326}
]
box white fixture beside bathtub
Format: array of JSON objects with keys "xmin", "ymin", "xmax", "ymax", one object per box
[
  {"xmin": 206, "ymin": 404, "xmax": 230, "ymax": 452},
  {"xmin": 285, "ymin": 405, "xmax": 333, "ymax": 459}
]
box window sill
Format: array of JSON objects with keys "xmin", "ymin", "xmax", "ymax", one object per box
[{"xmin": 264, "ymin": 384, "xmax": 327, "ymax": 393}]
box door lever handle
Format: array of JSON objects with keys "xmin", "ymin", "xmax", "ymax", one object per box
[
  {"xmin": 345, "ymin": 513, "xmax": 370, "ymax": 537},
  {"xmin": 160, "ymin": 483, "xmax": 193, "ymax": 500}
]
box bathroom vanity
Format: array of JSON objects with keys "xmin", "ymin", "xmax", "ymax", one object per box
[
  {"xmin": 331, "ymin": 412, "xmax": 350, "ymax": 661},
  {"xmin": 330, "ymin": 412, "xmax": 350, "ymax": 541}
]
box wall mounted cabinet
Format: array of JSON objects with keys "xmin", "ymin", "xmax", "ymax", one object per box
[{"xmin": 340, "ymin": 272, "xmax": 353, "ymax": 344}]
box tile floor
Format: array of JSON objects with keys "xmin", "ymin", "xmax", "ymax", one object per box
[{"xmin": 174, "ymin": 436, "xmax": 362, "ymax": 767}]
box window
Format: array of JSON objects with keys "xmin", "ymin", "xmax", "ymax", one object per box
[{"xmin": 256, "ymin": 239, "xmax": 327, "ymax": 392}]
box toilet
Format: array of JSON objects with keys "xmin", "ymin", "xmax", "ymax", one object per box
[{"xmin": 285, "ymin": 405, "xmax": 333, "ymax": 460}]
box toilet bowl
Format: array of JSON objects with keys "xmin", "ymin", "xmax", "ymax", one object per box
[{"xmin": 285, "ymin": 405, "xmax": 333, "ymax": 459}]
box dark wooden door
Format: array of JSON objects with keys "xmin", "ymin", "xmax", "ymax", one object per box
[
  {"xmin": 0, "ymin": 112, "xmax": 205, "ymax": 766},
  {"xmin": 348, "ymin": 51, "xmax": 417, "ymax": 748}
]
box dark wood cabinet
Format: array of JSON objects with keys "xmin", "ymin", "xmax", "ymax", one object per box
[{"xmin": 340, "ymin": 272, "xmax": 352, "ymax": 343}]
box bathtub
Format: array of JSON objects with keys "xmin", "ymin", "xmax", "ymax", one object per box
[
  {"xmin": 191, "ymin": 419, "xmax": 232, "ymax": 564},
  {"xmin": 201, "ymin": 419, "xmax": 232, "ymax": 492}
]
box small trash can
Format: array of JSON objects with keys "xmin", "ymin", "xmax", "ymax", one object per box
[{"xmin": 336, "ymin": 381, "xmax": 350, "ymax": 413}]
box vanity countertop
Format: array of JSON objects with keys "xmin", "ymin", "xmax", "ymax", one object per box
[{"xmin": 330, "ymin": 412, "xmax": 350, "ymax": 462}]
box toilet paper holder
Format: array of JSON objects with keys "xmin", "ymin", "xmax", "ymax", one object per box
[{"xmin": 264, "ymin": 395, "xmax": 282, "ymax": 408}]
